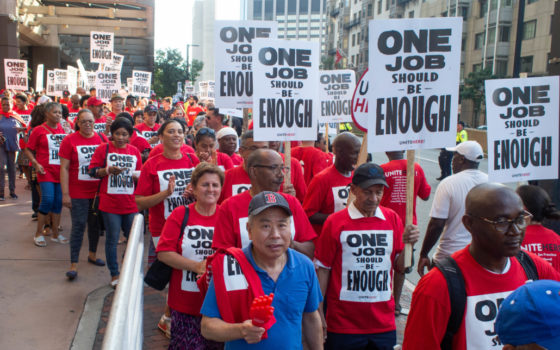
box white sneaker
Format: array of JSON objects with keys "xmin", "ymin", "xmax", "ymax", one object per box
[{"xmin": 158, "ymin": 314, "xmax": 171, "ymax": 338}]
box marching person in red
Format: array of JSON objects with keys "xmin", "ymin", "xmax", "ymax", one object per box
[
  {"xmin": 67, "ymin": 94, "xmax": 81, "ymax": 124},
  {"xmin": 380, "ymin": 150, "xmax": 431, "ymax": 315},
  {"xmin": 13, "ymin": 93, "xmax": 33, "ymax": 125},
  {"xmin": 136, "ymin": 104, "xmax": 160, "ymax": 146},
  {"xmin": 186, "ymin": 95, "xmax": 204, "ymax": 127},
  {"xmin": 517, "ymin": 185, "xmax": 560, "ymax": 272},
  {"xmin": 213, "ymin": 149, "xmax": 316, "ymax": 259},
  {"xmin": 106, "ymin": 93, "xmax": 124, "ymax": 120},
  {"xmin": 25, "ymin": 102, "xmax": 69, "ymax": 247},
  {"xmin": 403, "ymin": 183, "xmax": 560, "ymax": 350},
  {"xmin": 315, "ymin": 163, "xmax": 420, "ymax": 350},
  {"xmin": 291, "ymin": 140, "xmax": 331, "ymax": 186},
  {"xmin": 194, "ymin": 127, "xmax": 234, "ymax": 172},
  {"xmin": 157, "ymin": 163, "xmax": 224, "ymax": 350},
  {"xmin": 60, "ymin": 109, "xmax": 108, "ymax": 280},
  {"xmin": 87, "ymin": 97, "xmax": 109, "ymax": 135},
  {"xmin": 303, "ymin": 132, "xmax": 361, "ymax": 235},
  {"xmin": 217, "ymin": 127, "xmax": 243, "ymax": 166}
]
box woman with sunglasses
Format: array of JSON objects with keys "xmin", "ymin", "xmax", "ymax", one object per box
[
  {"xmin": 60, "ymin": 109, "xmax": 108, "ymax": 280},
  {"xmin": 194, "ymin": 127, "xmax": 234, "ymax": 172},
  {"xmin": 135, "ymin": 119, "xmax": 200, "ymax": 337}
]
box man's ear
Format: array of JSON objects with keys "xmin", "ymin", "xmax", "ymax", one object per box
[
  {"xmin": 246, "ymin": 220, "xmax": 252, "ymax": 241},
  {"xmin": 462, "ymin": 214, "xmax": 474, "ymax": 233}
]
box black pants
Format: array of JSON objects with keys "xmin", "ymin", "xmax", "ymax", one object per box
[{"xmin": 438, "ymin": 149, "xmax": 453, "ymax": 179}]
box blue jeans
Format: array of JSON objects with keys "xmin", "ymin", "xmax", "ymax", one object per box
[
  {"xmin": 38, "ymin": 182, "xmax": 62, "ymax": 214},
  {"xmin": 325, "ymin": 330, "xmax": 397, "ymax": 350},
  {"xmin": 0, "ymin": 147, "xmax": 16, "ymax": 195},
  {"xmin": 101, "ymin": 211, "xmax": 135, "ymax": 277},
  {"xmin": 69, "ymin": 198, "xmax": 101, "ymax": 263}
]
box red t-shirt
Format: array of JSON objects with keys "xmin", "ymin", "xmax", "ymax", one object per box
[
  {"xmin": 229, "ymin": 152, "xmax": 243, "ymax": 166},
  {"xmin": 290, "ymin": 146, "xmax": 330, "ymax": 186},
  {"xmin": 403, "ymin": 247, "xmax": 560, "ymax": 350},
  {"xmin": 135, "ymin": 153, "xmax": 200, "ymax": 238},
  {"xmin": 314, "ymin": 206, "xmax": 404, "ymax": 334},
  {"xmin": 157, "ymin": 203, "xmax": 219, "ymax": 315},
  {"xmin": 59, "ymin": 132, "xmax": 105, "ymax": 199},
  {"xmin": 129, "ymin": 131, "xmax": 152, "ymax": 153},
  {"xmin": 93, "ymin": 116, "xmax": 107, "ymax": 134},
  {"xmin": 89, "ymin": 143, "xmax": 142, "ymax": 214},
  {"xmin": 279, "ymin": 153, "xmax": 307, "ymax": 203},
  {"xmin": 136, "ymin": 122, "xmax": 161, "ymax": 145},
  {"xmin": 522, "ymin": 224, "xmax": 560, "ymax": 272},
  {"xmin": 26, "ymin": 123, "xmax": 67, "ymax": 183},
  {"xmin": 186, "ymin": 106, "xmax": 204, "ymax": 126},
  {"xmin": 68, "ymin": 107, "xmax": 80, "ymax": 124},
  {"xmin": 212, "ymin": 191, "xmax": 316, "ymax": 249},
  {"xmin": 106, "ymin": 111, "xmax": 118, "ymax": 119},
  {"xmin": 13, "ymin": 107, "xmax": 33, "ymax": 125},
  {"xmin": 215, "ymin": 151, "xmax": 235, "ymax": 172},
  {"xmin": 149, "ymin": 143, "xmax": 195, "ymax": 159},
  {"xmin": 302, "ymin": 165, "xmax": 353, "ymax": 235},
  {"xmin": 380, "ymin": 160, "xmax": 431, "ymax": 225}
]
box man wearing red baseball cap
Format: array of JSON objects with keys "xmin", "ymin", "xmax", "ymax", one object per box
[{"xmin": 87, "ymin": 97, "xmax": 109, "ymax": 135}]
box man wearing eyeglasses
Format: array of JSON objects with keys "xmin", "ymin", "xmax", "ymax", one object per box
[
  {"xmin": 206, "ymin": 104, "xmax": 226, "ymax": 133},
  {"xmin": 417, "ymin": 141, "xmax": 488, "ymax": 277},
  {"xmin": 403, "ymin": 183, "xmax": 560, "ymax": 350},
  {"xmin": 213, "ymin": 149, "xmax": 316, "ymax": 259}
]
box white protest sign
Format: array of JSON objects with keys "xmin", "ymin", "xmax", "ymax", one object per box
[
  {"xmin": 319, "ymin": 69, "xmax": 355, "ymax": 124},
  {"xmin": 131, "ymin": 70, "xmax": 151, "ymax": 98},
  {"xmin": 67, "ymin": 66, "xmax": 78, "ymax": 94},
  {"xmin": 351, "ymin": 69, "xmax": 370, "ymax": 132},
  {"xmin": 214, "ymin": 20, "xmax": 278, "ymax": 108},
  {"xmin": 252, "ymin": 39, "xmax": 320, "ymax": 141},
  {"xmin": 90, "ymin": 31, "xmax": 114, "ymax": 64},
  {"xmin": 127, "ymin": 77, "xmax": 133, "ymax": 92},
  {"xmin": 103, "ymin": 53, "xmax": 124, "ymax": 72},
  {"xmin": 367, "ymin": 17, "xmax": 462, "ymax": 152},
  {"xmin": 76, "ymin": 59, "xmax": 88, "ymax": 88},
  {"xmin": 220, "ymin": 108, "xmax": 243, "ymax": 118},
  {"xmin": 86, "ymin": 72, "xmax": 97, "ymax": 90},
  {"xmin": 35, "ymin": 64, "xmax": 44, "ymax": 92},
  {"xmin": 4, "ymin": 59, "xmax": 28, "ymax": 90},
  {"xmin": 95, "ymin": 71, "xmax": 121, "ymax": 102},
  {"xmin": 46, "ymin": 70, "xmax": 55, "ymax": 96},
  {"xmin": 53, "ymin": 69, "xmax": 68, "ymax": 97},
  {"xmin": 319, "ymin": 122, "xmax": 338, "ymax": 136},
  {"xmin": 485, "ymin": 76, "xmax": 559, "ymax": 183}
]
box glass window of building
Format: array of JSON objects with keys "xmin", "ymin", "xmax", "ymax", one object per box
[
  {"xmin": 474, "ymin": 32, "xmax": 485, "ymax": 49},
  {"xmin": 254, "ymin": 0, "xmax": 263, "ymax": 19},
  {"xmin": 522, "ymin": 20, "xmax": 537, "ymax": 40},
  {"xmin": 520, "ymin": 56, "xmax": 533, "ymax": 73}
]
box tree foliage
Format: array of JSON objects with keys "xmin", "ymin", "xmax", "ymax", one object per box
[
  {"xmin": 153, "ymin": 48, "xmax": 187, "ymax": 97},
  {"xmin": 321, "ymin": 55, "xmax": 334, "ymax": 70},
  {"xmin": 189, "ymin": 59, "xmax": 204, "ymax": 83},
  {"xmin": 460, "ymin": 68, "xmax": 498, "ymax": 127}
]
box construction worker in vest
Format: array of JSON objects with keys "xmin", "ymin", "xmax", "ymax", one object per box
[
  {"xmin": 456, "ymin": 121, "xmax": 468, "ymax": 144},
  {"xmin": 339, "ymin": 122, "xmax": 352, "ymax": 132}
]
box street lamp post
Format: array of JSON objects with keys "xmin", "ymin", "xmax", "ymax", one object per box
[{"xmin": 186, "ymin": 43, "xmax": 200, "ymax": 83}]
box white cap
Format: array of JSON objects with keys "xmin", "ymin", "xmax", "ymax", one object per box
[
  {"xmin": 216, "ymin": 127, "xmax": 237, "ymax": 140},
  {"xmin": 446, "ymin": 141, "xmax": 484, "ymax": 162}
]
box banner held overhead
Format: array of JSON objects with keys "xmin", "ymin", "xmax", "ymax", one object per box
[
  {"xmin": 90, "ymin": 31, "xmax": 114, "ymax": 64},
  {"xmin": 4, "ymin": 59, "xmax": 28, "ymax": 91}
]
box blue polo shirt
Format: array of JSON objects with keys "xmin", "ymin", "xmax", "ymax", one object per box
[{"xmin": 200, "ymin": 244, "xmax": 322, "ymax": 350}]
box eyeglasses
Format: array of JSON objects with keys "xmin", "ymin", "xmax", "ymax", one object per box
[
  {"xmin": 252, "ymin": 164, "xmax": 290, "ymax": 174},
  {"xmin": 470, "ymin": 210, "xmax": 533, "ymax": 234}
]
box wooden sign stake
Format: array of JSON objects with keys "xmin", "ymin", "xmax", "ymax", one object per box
[
  {"xmin": 284, "ymin": 141, "xmax": 291, "ymax": 186},
  {"xmin": 404, "ymin": 150, "xmax": 415, "ymax": 268},
  {"xmin": 346, "ymin": 133, "xmax": 368, "ymax": 206}
]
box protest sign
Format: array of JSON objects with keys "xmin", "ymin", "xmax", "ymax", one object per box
[
  {"xmin": 252, "ymin": 39, "xmax": 320, "ymax": 141},
  {"xmin": 367, "ymin": 17, "xmax": 462, "ymax": 152},
  {"xmin": 4, "ymin": 59, "xmax": 28, "ymax": 91},
  {"xmin": 54, "ymin": 69, "xmax": 68, "ymax": 97},
  {"xmin": 103, "ymin": 53, "xmax": 124, "ymax": 72},
  {"xmin": 67, "ymin": 66, "xmax": 78, "ymax": 94},
  {"xmin": 46, "ymin": 70, "xmax": 55, "ymax": 96},
  {"xmin": 131, "ymin": 70, "xmax": 151, "ymax": 98},
  {"xmin": 319, "ymin": 69, "xmax": 355, "ymax": 124},
  {"xmin": 485, "ymin": 76, "xmax": 559, "ymax": 183},
  {"xmin": 214, "ymin": 20, "xmax": 278, "ymax": 108},
  {"xmin": 95, "ymin": 71, "xmax": 120, "ymax": 102},
  {"xmin": 90, "ymin": 31, "xmax": 114, "ymax": 64},
  {"xmin": 86, "ymin": 72, "xmax": 97, "ymax": 90},
  {"xmin": 220, "ymin": 108, "xmax": 243, "ymax": 118},
  {"xmin": 35, "ymin": 64, "xmax": 44, "ymax": 92},
  {"xmin": 127, "ymin": 77, "xmax": 133, "ymax": 93},
  {"xmin": 351, "ymin": 69, "xmax": 370, "ymax": 132}
]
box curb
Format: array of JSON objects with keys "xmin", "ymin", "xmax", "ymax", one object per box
[{"xmin": 70, "ymin": 285, "xmax": 114, "ymax": 350}]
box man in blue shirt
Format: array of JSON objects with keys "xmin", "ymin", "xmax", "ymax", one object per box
[{"xmin": 201, "ymin": 191, "xmax": 323, "ymax": 349}]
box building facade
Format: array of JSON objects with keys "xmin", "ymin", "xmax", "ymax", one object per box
[{"xmin": 191, "ymin": 0, "xmax": 215, "ymax": 87}]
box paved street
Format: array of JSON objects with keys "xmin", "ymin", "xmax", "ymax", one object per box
[{"xmin": 0, "ymin": 148, "xmax": 491, "ymax": 348}]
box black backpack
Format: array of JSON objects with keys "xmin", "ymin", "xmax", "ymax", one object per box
[{"xmin": 434, "ymin": 250, "xmax": 538, "ymax": 350}]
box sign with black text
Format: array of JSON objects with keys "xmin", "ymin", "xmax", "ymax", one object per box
[
  {"xmin": 319, "ymin": 69, "xmax": 355, "ymax": 123},
  {"xmin": 214, "ymin": 20, "xmax": 278, "ymax": 108},
  {"xmin": 485, "ymin": 76, "xmax": 559, "ymax": 183},
  {"xmin": 367, "ymin": 18, "xmax": 462, "ymax": 151},
  {"xmin": 103, "ymin": 53, "xmax": 124, "ymax": 72},
  {"xmin": 4, "ymin": 59, "xmax": 28, "ymax": 90},
  {"xmin": 90, "ymin": 31, "xmax": 114, "ymax": 64},
  {"xmin": 252, "ymin": 39, "xmax": 320, "ymax": 141},
  {"xmin": 67, "ymin": 66, "xmax": 78, "ymax": 94},
  {"xmin": 132, "ymin": 70, "xmax": 151, "ymax": 98},
  {"xmin": 95, "ymin": 71, "xmax": 121, "ymax": 102},
  {"xmin": 54, "ymin": 69, "xmax": 68, "ymax": 97},
  {"xmin": 46, "ymin": 70, "xmax": 55, "ymax": 96}
]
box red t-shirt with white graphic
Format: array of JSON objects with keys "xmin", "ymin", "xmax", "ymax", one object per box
[
  {"xmin": 148, "ymin": 143, "xmax": 195, "ymax": 158},
  {"xmin": 314, "ymin": 206, "xmax": 404, "ymax": 334},
  {"xmin": 68, "ymin": 107, "xmax": 80, "ymax": 124},
  {"xmin": 522, "ymin": 224, "xmax": 560, "ymax": 272},
  {"xmin": 93, "ymin": 116, "xmax": 107, "ymax": 134},
  {"xmin": 59, "ymin": 132, "xmax": 105, "ymax": 198},
  {"xmin": 290, "ymin": 146, "xmax": 330, "ymax": 186},
  {"xmin": 89, "ymin": 143, "xmax": 141, "ymax": 214},
  {"xmin": 157, "ymin": 203, "xmax": 219, "ymax": 315},
  {"xmin": 13, "ymin": 106, "xmax": 33, "ymax": 125},
  {"xmin": 186, "ymin": 106, "xmax": 204, "ymax": 126},
  {"xmin": 403, "ymin": 247, "xmax": 560, "ymax": 350},
  {"xmin": 302, "ymin": 165, "xmax": 353, "ymax": 235},
  {"xmin": 27, "ymin": 123, "xmax": 67, "ymax": 183},
  {"xmin": 136, "ymin": 122, "xmax": 161, "ymax": 145},
  {"xmin": 135, "ymin": 153, "xmax": 200, "ymax": 238},
  {"xmin": 129, "ymin": 131, "xmax": 152, "ymax": 153},
  {"xmin": 380, "ymin": 160, "xmax": 431, "ymax": 225},
  {"xmin": 212, "ymin": 191, "xmax": 316, "ymax": 250}
]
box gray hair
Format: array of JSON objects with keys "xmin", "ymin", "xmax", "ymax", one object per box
[{"xmin": 193, "ymin": 115, "xmax": 206, "ymax": 129}]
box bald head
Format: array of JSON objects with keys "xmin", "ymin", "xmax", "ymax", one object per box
[
  {"xmin": 465, "ymin": 183, "xmax": 522, "ymax": 218},
  {"xmin": 246, "ymin": 149, "xmax": 285, "ymax": 192},
  {"xmin": 333, "ymin": 132, "xmax": 360, "ymax": 149},
  {"xmin": 246, "ymin": 149, "xmax": 282, "ymax": 172},
  {"xmin": 333, "ymin": 132, "xmax": 361, "ymax": 172}
]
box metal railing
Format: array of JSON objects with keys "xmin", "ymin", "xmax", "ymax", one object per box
[{"xmin": 102, "ymin": 213, "xmax": 145, "ymax": 350}]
